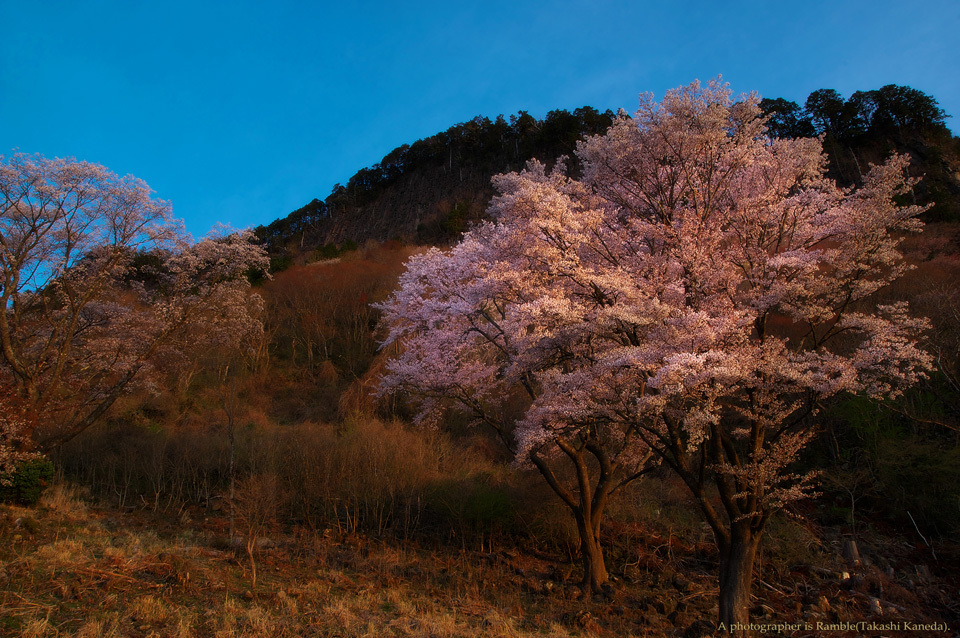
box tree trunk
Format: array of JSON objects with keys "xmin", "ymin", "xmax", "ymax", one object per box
[
  {"xmin": 529, "ymin": 446, "xmax": 614, "ymax": 595},
  {"xmin": 575, "ymin": 512, "xmax": 608, "ymax": 593},
  {"xmin": 718, "ymin": 525, "xmax": 761, "ymax": 635}
]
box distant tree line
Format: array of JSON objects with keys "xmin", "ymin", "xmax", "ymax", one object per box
[
  {"xmin": 761, "ymin": 85, "xmax": 959, "ymax": 220},
  {"xmin": 762, "ymin": 85, "xmax": 949, "ymax": 140}
]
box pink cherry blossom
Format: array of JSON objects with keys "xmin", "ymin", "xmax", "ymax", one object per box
[
  {"xmin": 1, "ymin": 153, "xmax": 268, "ymax": 451},
  {"xmin": 378, "ymin": 79, "xmax": 932, "ymax": 622}
]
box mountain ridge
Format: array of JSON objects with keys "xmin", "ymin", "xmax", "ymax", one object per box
[{"xmin": 256, "ymin": 86, "xmax": 960, "ymax": 268}]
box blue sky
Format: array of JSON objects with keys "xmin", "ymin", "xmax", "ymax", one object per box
[{"xmin": 2, "ymin": 0, "xmax": 957, "ymax": 239}]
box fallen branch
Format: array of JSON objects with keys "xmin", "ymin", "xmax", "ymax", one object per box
[
  {"xmin": 757, "ymin": 578, "xmax": 788, "ymax": 596},
  {"xmin": 78, "ymin": 567, "xmax": 141, "ymax": 582},
  {"xmin": 906, "ymin": 511, "xmax": 937, "ymax": 561},
  {"xmin": 3, "ymin": 590, "xmax": 54, "ymax": 612},
  {"xmin": 681, "ymin": 588, "xmax": 717, "ymax": 602},
  {"xmin": 852, "ymin": 589, "xmax": 907, "ymax": 614}
]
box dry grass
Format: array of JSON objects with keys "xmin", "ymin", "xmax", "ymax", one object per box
[
  {"xmin": 3, "ymin": 480, "xmax": 958, "ymax": 638},
  {"xmin": 0, "ymin": 483, "xmax": 647, "ymax": 637}
]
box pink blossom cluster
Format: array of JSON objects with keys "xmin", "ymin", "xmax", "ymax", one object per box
[
  {"xmin": 378, "ymin": 80, "xmax": 932, "ymax": 516},
  {"xmin": 1, "ymin": 153, "xmax": 268, "ymax": 450}
]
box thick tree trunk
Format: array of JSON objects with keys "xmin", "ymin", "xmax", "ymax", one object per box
[
  {"xmin": 718, "ymin": 525, "xmax": 761, "ymax": 635},
  {"xmin": 575, "ymin": 512, "xmax": 608, "ymax": 593}
]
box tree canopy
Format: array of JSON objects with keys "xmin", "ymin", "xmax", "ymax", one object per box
[{"xmin": 0, "ymin": 153, "xmax": 268, "ymax": 451}]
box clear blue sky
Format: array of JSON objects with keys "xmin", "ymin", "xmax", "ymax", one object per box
[{"xmin": 2, "ymin": 0, "xmax": 957, "ymax": 239}]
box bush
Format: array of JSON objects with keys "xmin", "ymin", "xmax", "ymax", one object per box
[
  {"xmin": 0, "ymin": 456, "xmax": 55, "ymax": 505},
  {"xmin": 429, "ymin": 471, "xmax": 517, "ymax": 546},
  {"xmin": 820, "ymin": 393, "xmax": 960, "ymax": 535}
]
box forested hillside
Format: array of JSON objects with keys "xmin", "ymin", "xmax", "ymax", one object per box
[
  {"xmin": 255, "ymin": 107, "xmax": 616, "ymax": 264},
  {"xmin": 257, "ymin": 84, "xmax": 960, "ymax": 267},
  {"xmin": 761, "ymin": 85, "xmax": 960, "ymax": 220}
]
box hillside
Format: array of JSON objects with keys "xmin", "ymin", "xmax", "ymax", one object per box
[
  {"xmin": 254, "ymin": 107, "xmax": 615, "ymax": 265},
  {"xmin": 256, "ymin": 85, "xmax": 960, "ymax": 265},
  {"xmin": 4, "ymin": 475, "xmax": 958, "ymax": 637}
]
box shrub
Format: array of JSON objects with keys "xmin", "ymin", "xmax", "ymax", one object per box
[{"xmin": 0, "ymin": 456, "xmax": 56, "ymax": 505}]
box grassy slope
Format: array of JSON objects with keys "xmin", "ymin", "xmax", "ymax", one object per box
[{"xmin": 2, "ymin": 483, "xmax": 958, "ymax": 638}]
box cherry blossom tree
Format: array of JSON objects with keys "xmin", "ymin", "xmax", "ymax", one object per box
[
  {"xmin": 378, "ymin": 80, "xmax": 932, "ymax": 627},
  {"xmin": 378, "ymin": 230, "xmax": 656, "ymax": 593},
  {"xmin": 1, "ymin": 153, "xmax": 268, "ymax": 451}
]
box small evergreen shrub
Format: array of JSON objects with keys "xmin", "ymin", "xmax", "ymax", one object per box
[{"xmin": 0, "ymin": 456, "xmax": 55, "ymax": 505}]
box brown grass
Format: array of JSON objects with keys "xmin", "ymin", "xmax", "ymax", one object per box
[
  {"xmin": 1, "ymin": 482, "xmax": 638, "ymax": 637},
  {"xmin": 4, "ymin": 477, "xmax": 958, "ymax": 638}
]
